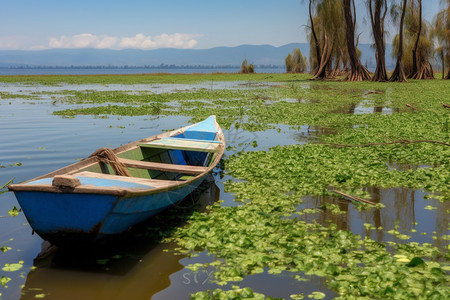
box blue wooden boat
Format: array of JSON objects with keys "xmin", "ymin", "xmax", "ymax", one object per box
[{"xmin": 9, "ymin": 116, "xmax": 225, "ymax": 246}]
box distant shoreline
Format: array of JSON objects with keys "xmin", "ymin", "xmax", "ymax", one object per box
[
  {"xmin": 0, "ymin": 65, "xmax": 285, "ymax": 76},
  {"xmin": 0, "ymin": 64, "xmax": 284, "ymax": 70}
]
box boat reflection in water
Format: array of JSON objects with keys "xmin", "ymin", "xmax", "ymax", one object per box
[{"xmin": 21, "ymin": 177, "xmax": 220, "ymax": 300}]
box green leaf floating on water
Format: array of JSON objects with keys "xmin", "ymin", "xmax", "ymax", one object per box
[
  {"xmin": 8, "ymin": 206, "xmax": 20, "ymax": 217},
  {"xmin": 307, "ymin": 291, "xmax": 326, "ymax": 299},
  {"xmin": 191, "ymin": 287, "xmax": 265, "ymax": 300},
  {"xmin": 424, "ymin": 205, "xmax": 437, "ymax": 210},
  {"xmin": 0, "ymin": 246, "xmax": 11, "ymax": 253},
  {"xmin": 1, "ymin": 276, "xmax": 11, "ymax": 286},
  {"xmin": 396, "ymin": 234, "xmax": 411, "ymax": 240},
  {"xmin": 2, "ymin": 261, "xmax": 23, "ymax": 272}
]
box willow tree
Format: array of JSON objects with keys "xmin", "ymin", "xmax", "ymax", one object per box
[
  {"xmin": 432, "ymin": 0, "xmax": 450, "ymax": 79},
  {"xmin": 308, "ymin": 0, "xmax": 322, "ymax": 74},
  {"xmin": 369, "ymin": 0, "xmax": 389, "ymax": 81},
  {"xmin": 286, "ymin": 48, "xmax": 308, "ymax": 73},
  {"xmin": 391, "ymin": 0, "xmax": 434, "ymax": 79},
  {"xmin": 390, "ymin": 0, "xmax": 408, "ymax": 82},
  {"xmin": 406, "ymin": 0, "xmax": 434, "ymax": 79},
  {"xmin": 330, "ymin": 14, "xmax": 350, "ymax": 77},
  {"xmin": 343, "ymin": 0, "xmax": 371, "ymax": 80},
  {"xmin": 309, "ymin": 0, "xmax": 346, "ymax": 80}
]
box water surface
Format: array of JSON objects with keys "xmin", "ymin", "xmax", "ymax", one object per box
[{"xmin": 0, "ymin": 83, "xmax": 447, "ymax": 299}]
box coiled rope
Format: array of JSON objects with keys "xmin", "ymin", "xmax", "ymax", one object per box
[{"xmin": 89, "ymin": 148, "xmax": 131, "ymax": 177}]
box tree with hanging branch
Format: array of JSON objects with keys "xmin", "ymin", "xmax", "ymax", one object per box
[
  {"xmin": 309, "ymin": 0, "xmax": 345, "ymax": 80},
  {"xmin": 407, "ymin": 0, "xmax": 434, "ymax": 79}
]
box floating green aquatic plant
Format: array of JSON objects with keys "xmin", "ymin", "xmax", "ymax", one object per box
[
  {"xmin": 0, "ymin": 276, "xmax": 11, "ymax": 287},
  {"xmin": 2, "ymin": 261, "xmax": 23, "ymax": 272},
  {"xmin": 165, "ymin": 77, "xmax": 449, "ymax": 298},
  {"xmin": 7, "ymin": 206, "xmax": 20, "ymax": 217},
  {"xmin": 191, "ymin": 287, "xmax": 269, "ymax": 300}
]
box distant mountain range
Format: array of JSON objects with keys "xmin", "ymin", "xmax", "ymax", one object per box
[{"xmin": 0, "ymin": 43, "xmax": 395, "ymax": 70}]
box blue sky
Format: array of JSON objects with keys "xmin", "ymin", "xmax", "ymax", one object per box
[{"xmin": 0, "ymin": 0, "xmax": 442, "ymax": 50}]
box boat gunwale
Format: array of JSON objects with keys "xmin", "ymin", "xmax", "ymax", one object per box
[{"xmin": 8, "ymin": 117, "xmax": 225, "ymax": 198}]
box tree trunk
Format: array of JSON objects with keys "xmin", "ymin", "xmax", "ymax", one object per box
[
  {"xmin": 311, "ymin": 32, "xmax": 334, "ymax": 80},
  {"xmin": 409, "ymin": 0, "xmax": 422, "ymax": 78},
  {"xmin": 389, "ymin": 0, "xmax": 408, "ymax": 82},
  {"xmin": 409, "ymin": 0, "xmax": 434, "ymax": 79},
  {"xmin": 343, "ymin": 0, "xmax": 370, "ymax": 81},
  {"xmin": 309, "ymin": 0, "xmax": 321, "ymax": 73},
  {"xmin": 370, "ymin": 0, "xmax": 388, "ymax": 81}
]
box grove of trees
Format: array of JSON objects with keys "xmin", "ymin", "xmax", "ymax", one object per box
[
  {"xmin": 285, "ymin": 48, "xmax": 308, "ymax": 73},
  {"xmin": 302, "ymin": 0, "xmax": 449, "ymax": 81},
  {"xmin": 240, "ymin": 59, "xmax": 255, "ymax": 74}
]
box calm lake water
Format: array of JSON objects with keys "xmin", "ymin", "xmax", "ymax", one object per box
[{"xmin": 0, "ymin": 82, "xmax": 448, "ymax": 299}]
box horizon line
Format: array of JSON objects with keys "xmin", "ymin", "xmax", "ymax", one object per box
[{"xmin": 0, "ymin": 42, "xmax": 390, "ymax": 52}]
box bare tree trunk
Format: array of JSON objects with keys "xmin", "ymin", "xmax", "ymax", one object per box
[
  {"xmin": 370, "ymin": 0, "xmax": 388, "ymax": 81},
  {"xmin": 409, "ymin": 0, "xmax": 421, "ymax": 78},
  {"xmin": 413, "ymin": 62, "xmax": 434, "ymax": 79},
  {"xmin": 309, "ymin": 0, "xmax": 321, "ymax": 73},
  {"xmin": 409, "ymin": 0, "xmax": 434, "ymax": 79},
  {"xmin": 390, "ymin": 0, "xmax": 408, "ymax": 82},
  {"xmin": 311, "ymin": 32, "xmax": 334, "ymax": 80},
  {"xmin": 343, "ymin": 0, "xmax": 370, "ymax": 81}
]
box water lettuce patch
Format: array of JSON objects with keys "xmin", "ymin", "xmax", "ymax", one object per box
[{"xmin": 164, "ymin": 77, "xmax": 449, "ymax": 298}]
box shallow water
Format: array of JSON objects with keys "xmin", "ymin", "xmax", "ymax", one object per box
[
  {"xmin": 0, "ymin": 81, "xmax": 279, "ymax": 96},
  {"xmin": 0, "ymin": 85, "xmax": 323, "ymax": 299},
  {"xmin": 0, "ymin": 83, "xmax": 448, "ymax": 299},
  {"xmin": 298, "ymin": 187, "xmax": 449, "ymax": 252}
]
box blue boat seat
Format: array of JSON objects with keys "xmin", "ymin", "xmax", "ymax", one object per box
[{"xmin": 139, "ymin": 137, "xmax": 222, "ymax": 153}]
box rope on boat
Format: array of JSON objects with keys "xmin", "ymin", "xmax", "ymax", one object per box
[{"xmin": 89, "ymin": 148, "xmax": 132, "ymax": 177}]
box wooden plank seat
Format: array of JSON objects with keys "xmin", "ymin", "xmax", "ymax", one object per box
[
  {"xmin": 75, "ymin": 171, "xmax": 177, "ymax": 188},
  {"xmin": 118, "ymin": 158, "xmax": 209, "ymax": 175},
  {"xmin": 139, "ymin": 137, "xmax": 222, "ymax": 153}
]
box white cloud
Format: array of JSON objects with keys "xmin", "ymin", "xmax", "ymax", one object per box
[
  {"xmin": 48, "ymin": 34, "xmax": 118, "ymax": 49},
  {"xmin": 119, "ymin": 33, "xmax": 201, "ymax": 49},
  {"xmin": 47, "ymin": 33, "xmax": 201, "ymax": 50}
]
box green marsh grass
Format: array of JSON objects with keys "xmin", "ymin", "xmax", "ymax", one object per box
[{"xmin": 0, "ymin": 73, "xmax": 308, "ymax": 85}]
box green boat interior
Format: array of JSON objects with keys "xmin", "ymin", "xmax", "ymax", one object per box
[{"xmin": 76, "ymin": 136, "xmax": 222, "ymax": 182}]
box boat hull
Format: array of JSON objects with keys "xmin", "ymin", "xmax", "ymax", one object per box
[
  {"xmin": 15, "ymin": 175, "xmax": 206, "ymax": 245},
  {"xmin": 9, "ymin": 115, "xmax": 224, "ymax": 246}
]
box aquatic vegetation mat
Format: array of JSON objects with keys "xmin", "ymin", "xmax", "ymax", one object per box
[
  {"xmin": 164, "ymin": 77, "xmax": 449, "ymax": 298},
  {"xmin": 170, "ymin": 141, "xmax": 449, "ymax": 298}
]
